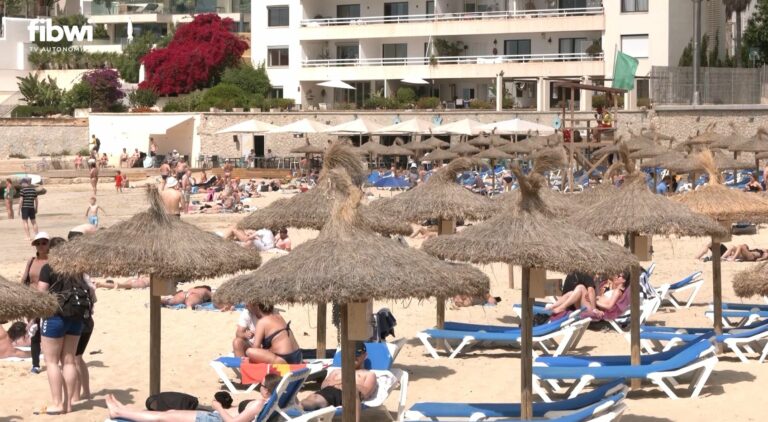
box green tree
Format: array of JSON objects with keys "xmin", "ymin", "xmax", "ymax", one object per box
[
  {"xmin": 199, "ymin": 84, "xmax": 251, "ymax": 110},
  {"xmin": 220, "ymin": 62, "xmax": 271, "ymax": 97},
  {"xmin": 16, "ymin": 73, "xmax": 63, "ymax": 107},
  {"xmin": 116, "ymin": 32, "xmax": 159, "ymax": 83},
  {"xmin": 743, "ymin": 0, "xmax": 768, "ymax": 65},
  {"xmin": 724, "ymin": 0, "xmax": 753, "ymax": 67}
]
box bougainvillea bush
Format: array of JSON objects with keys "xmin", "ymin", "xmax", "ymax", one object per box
[
  {"xmin": 82, "ymin": 68, "xmax": 125, "ymax": 112},
  {"xmin": 139, "ymin": 14, "xmax": 249, "ymax": 95}
]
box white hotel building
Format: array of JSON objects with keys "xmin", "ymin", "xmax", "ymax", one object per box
[{"xmin": 251, "ymin": 0, "xmax": 726, "ymax": 111}]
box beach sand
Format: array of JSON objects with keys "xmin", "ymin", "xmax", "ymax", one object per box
[{"xmin": 1, "ymin": 182, "xmax": 766, "ymax": 421}]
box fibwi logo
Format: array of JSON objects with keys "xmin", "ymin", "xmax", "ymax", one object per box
[{"xmin": 27, "ymin": 18, "xmax": 93, "ymax": 43}]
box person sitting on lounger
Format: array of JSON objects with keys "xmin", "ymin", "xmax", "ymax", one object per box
[
  {"xmin": 161, "ymin": 285, "xmax": 212, "ymax": 308},
  {"xmin": 300, "ymin": 342, "xmax": 376, "ymax": 419},
  {"xmin": 0, "ymin": 321, "xmax": 31, "ymax": 359},
  {"xmin": 744, "ymin": 173, "xmax": 763, "ymax": 192},
  {"xmin": 233, "ymin": 303, "xmax": 303, "ymax": 364},
  {"xmin": 105, "ymin": 373, "xmax": 280, "ymax": 422},
  {"xmin": 546, "ymin": 271, "xmax": 629, "ymax": 318},
  {"xmin": 722, "ymin": 244, "xmax": 768, "ymax": 262}
]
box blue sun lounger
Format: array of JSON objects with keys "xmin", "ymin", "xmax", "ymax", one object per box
[
  {"xmin": 468, "ymin": 392, "xmax": 628, "ymax": 422},
  {"xmin": 705, "ymin": 307, "xmax": 768, "ymax": 328},
  {"xmin": 533, "ymin": 336, "xmax": 718, "ymax": 401},
  {"xmin": 655, "ymin": 271, "xmax": 704, "ymax": 309},
  {"xmin": 639, "ymin": 320, "xmax": 768, "ymax": 361},
  {"xmin": 404, "ymin": 379, "xmax": 626, "ymax": 421},
  {"xmin": 418, "ymin": 316, "xmax": 589, "ymax": 359}
]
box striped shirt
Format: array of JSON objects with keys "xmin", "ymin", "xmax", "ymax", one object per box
[{"xmin": 19, "ymin": 187, "xmax": 37, "ymax": 209}]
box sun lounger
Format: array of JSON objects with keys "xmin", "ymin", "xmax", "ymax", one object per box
[
  {"xmin": 704, "ymin": 307, "xmax": 768, "ymax": 328},
  {"xmin": 404, "ymin": 379, "xmax": 626, "ymax": 421},
  {"xmin": 533, "ymin": 336, "xmax": 718, "ymax": 401},
  {"xmin": 639, "ymin": 320, "xmax": 768, "ymax": 362},
  {"xmin": 655, "ymin": 271, "xmax": 704, "ymax": 309},
  {"xmin": 608, "ymin": 296, "xmax": 661, "ymax": 335},
  {"xmin": 209, "ymin": 351, "xmax": 333, "ymax": 394},
  {"xmin": 417, "ymin": 317, "xmax": 590, "ymax": 359}
]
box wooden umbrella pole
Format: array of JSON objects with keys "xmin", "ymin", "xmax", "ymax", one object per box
[
  {"xmin": 508, "ymin": 264, "xmax": 515, "ymax": 289},
  {"xmin": 317, "ymin": 303, "xmax": 327, "ymax": 359},
  {"xmin": 339, "ymin": 304, "xmax": 357, "ymax": 422},
  {"xmin": 435, "ymin": 216, "xmax": 456, "ymax": 330},
  {"xmin": 629, "ymin": 260, "xmax": 641, "ymax": 390},
  {"xmin": 149, "ymin": 274, "xmax": 162, "ymax": 395},
  {"xmin": 712, "ymin": 238, "xmax": 724, "ymax": 353},
  {"xmin": 520, "ymin": 267, "xmax": 534, "ymax": 419}
]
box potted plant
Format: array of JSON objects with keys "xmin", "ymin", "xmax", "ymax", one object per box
[{"xmin": 586, "ymin": 39, "xmax": 602, "ymax": 57}]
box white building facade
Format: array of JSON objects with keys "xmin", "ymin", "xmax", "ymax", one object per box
[{"xmin": 251, "ymin": 0, "xmax": 726, "ymax": 111}]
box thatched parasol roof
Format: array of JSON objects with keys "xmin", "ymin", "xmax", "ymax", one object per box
[
  {"xmin": 369, "ymin": 157, "xmax": 495, "ymax": 222},
  {"xmin": 499, "ymin": 135, "xmax": 550, "ymax": 154},
  {"xmin": 422, "ymin": 149, "xmax": 459, "ymax": 161},
  {"xmin": 474, "ymin": 147, "xmax": 514, "ymax": 160},
  {"xmin": 215, "ymin": 168, "xmax": 489, "ymax": 306},
  {"xmin": 290, "ymin": 139, "xmax": 326, "ymax": 154},
  {"xmin": 640, "ymin": 128, "xmax": 674, "ymax": 142},
  {"xmin": 710, "ymin": 122, "xmax": 749, "ymax": 149},
  {"xmin": 569, "ymin": 182, "xmax": 619, "ymax": 208},
  {"xmin": 666, "ymin": 151, "xmax": 754, "ymax": 173},
  {"xmin": 731, "ymin": 128, "xmax": 768, "ymax": 152},
  {"xmin": 733, "ymin": 263, "xmax": 768, "ymax": 298},
  {"xmin": 238, "ymin": 143, "xmax": 411, "ymax": 236},
  {"xmin": 625, "ymin": 130, "xmax": 657, "ymax": 150},
  {"xmin": 672, "ymin": 150, "xmax": 768, "ymax": 223},
  {"xmin": 48, "ymin": 187, "xmax": 262, "ymax": 279},
  {"xmin": 358, "ymin": 141, "xmax": 389, "ymax": 155},
  {"xmin": 449, "ymin": 142, "xmax": 481, "ymax": 156},
  {"xmin": 382, "ymin": 144, "xmax": 413, "ymax": 156},
  {"xmin": 639, "ymin": 150, "xmax": 687, "ymax": 169},
  {"xmin": 469, "ymin": 134, "xmax": 493, "ymax": 147},
  {"xmin": 567, "ymin": 146, "xmax": 727, "ymax": 237},
  {"xmin": 629, "ymin": 144, "xmax": 670, "ymax": 159},
  {"xmin": 422, "ymin": 161, "xmax": 637, "ymax": 274},
  {"xmin": 681, "ymin": 123, "xmax": 722, "ymax": 146},
  {"xmin": 423, "ymin": 136, "xmax": 450, "ymax": 149},
  {"xmin": 0, "ymin": 275, "xmax": 58, "ymax": 321}
]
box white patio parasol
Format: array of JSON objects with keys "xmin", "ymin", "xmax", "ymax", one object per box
[
  {"xmin": 127, "ymin": 18, "xmax": 134, "ymax": 42},
  {"xmin": 401, "ymin": 77, "xmax": 430, "ymax": 85},
  {"xmin": 271, "ymin": 118, "xmax": 333, "ymax": 134},
  {"xmin": 480, "ymin": 118, "xmax": 555, "ymax": 135},
  {"xmin": 433, "ymin": 118, "xmax": 486, "ymax": 136},
  {"xmin": 317, "ymin": 80, "xmax": 356, "ymax": 90},
  {"xmin": 216, "ymin": 119, "xmax": 279, "ymax": 134},
  {"xmin": 325, "ymin": 117, "xmax": 383, "ymax": 134},
  {"xmin": 374, "ymin": 118, "xmax": 435, "ymax": 134}
]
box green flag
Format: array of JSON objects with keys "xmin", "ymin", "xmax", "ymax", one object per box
[{"xmin": 612, "ymin": 51, "xmax": 639, "ymax": 91}]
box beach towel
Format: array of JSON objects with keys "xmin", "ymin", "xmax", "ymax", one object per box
[{"xmin": 582, "ymin": 281, "xmax": 631, "ymax": 321}]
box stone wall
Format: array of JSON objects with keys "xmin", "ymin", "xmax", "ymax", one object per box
[{"xmin": 0, "ymin": 118, "xmax": 89, "ymax": 158}]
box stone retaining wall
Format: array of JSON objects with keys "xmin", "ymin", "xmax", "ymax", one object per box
[{"xmin": 0, "ymin": 118, "xmax": 89, "ymax": 158}]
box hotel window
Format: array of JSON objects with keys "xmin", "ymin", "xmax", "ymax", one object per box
[
  {"xmin": 464, "ymin": 1, "xmax": 496, "ymax": 12},
  {"xmin": 426, "ymin": 1, "xmax": 434, "ymax": 14},
  {"xmin": 267, "ymin": 47, "xmax": 289, "ymax": 67},
  {"xmin": 558, "ymin": 38, "xmax": 589, "ymax": 55},
  {"xmin": 504, "ymin": 39, "xmax": 531, "ymax": 56},
  {"xmin": 384, "ymin": 2, "xmax": 408, "ymax": 16},
  {"xmin": 383, "ymin": 43, "xmax": 407, "ymax": 65},
  {"xmin": 267, "ymin": 6, "xmax": 289, "ymax": 27},
  {"xmin": 270, "ymin": 87, "xmax": 284, "ymax": 98},
  {"xmin": 621, "ymin": 34, "xmax": 649, "ymax": 58},
  {"xmin": 337, "ymin": 4, "xmax": 360, "ymax": 18},
  {"xmin": 621, "ymin": 0, "xmax": 648, "ymax": 13},
  {"xmin": 558, "ymin": 0, "xmax": 587, "ymax": 8},
  {"xmin": 337, "ymin": 44, "xmax": 359, "ymax": 64}
]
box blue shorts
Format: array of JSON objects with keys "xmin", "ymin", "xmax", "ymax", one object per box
[
  {"xmin": 88, "ymin": 215, "xmax": 98, "ymax": 225},
  {"xmin": 41, "ymin": 315, "xmax": 83, "ymax": 338},
  {"xmin": 195, "ymin": 411, "xmax": 223, "ymax": 422}
]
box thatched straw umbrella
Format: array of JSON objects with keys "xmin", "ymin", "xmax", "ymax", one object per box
[
  {"xmin": 730, "ymin": 127, "xmax": 768, "ymax": 174},
  {"xmin": 357, "ymin": 141, "xmax": 389, "ymax": 168},
  {"xmin": 0, "ymin": 275, "xmax": 58, "ymax": 321},
  {"xmin": 422, "ymin": 149, "xmax": 459, "ymax": 162},
  {"xmin": 369, "ymin": 158, "xmax": 495, "ymax": 328},
  {"xmin": 48, "ymin": 186, "xmax": 261, "ymax": 395},
  {"xmin": 291, "ymin": 139, "xmax": 326, "ymax": 176},
  {"xmin": 672, "ymin": 151, "xmax": 768, "ymax": 346},
  {"xmin": 640, "ymin": 127, "xmax": 674, "ymax": 142},
  {"xmin": 733, "ymin": 262, "xmax": 768, "ymax": 299},
  {"xmin": 469, "ymin": 133, "xmax": 493, "ymax": 148},
  {"xmin": 567, "ymin": 146, "xmax": 726, "ymax": 386},
  {"xmin": 216, "ymin": 168, "xmax": 489, "ymax": 422},
  {"xmin": 629, "ymin": 144, "xmax": 669, "ymax": 159},
  {"xmin": 710, "ymin": 122, "xmax": 749, "ymax": 151},
  {"xmin": 681, "ymin": 123, "xmax": 722, "ymax": 147},
  {"xmin": 449, "ymin": 142, "xmax": 481, "ymax": 156},
  {"xmin": 474, "ymin": 147, "xmax": 514, "ymax": 193},
  {"xmin": 423, "ymin": 136, "xmax": 450, "ymax": 149},
  {"xmin": 238, "ymin": 143, "xmax": 411, "ymax": 357},
  {"xmin": 382, "ymin": 143, "xmax": 413, "ymax": 157},
  {"xmin": 422, "ymin": 160, "xmax": 637, "ymax": 419}
]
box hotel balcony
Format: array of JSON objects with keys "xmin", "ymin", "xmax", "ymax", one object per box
[
  {"xmin": 298, "ymin": 1, "xmax": 603, "ymax": 41},
  {"xmin": 86, "ymin": 0, "xmax": 249, "ymax": 24},
  {"xmin": 298, "ymin": 52, "xmax": 604, "ymax": 81}
]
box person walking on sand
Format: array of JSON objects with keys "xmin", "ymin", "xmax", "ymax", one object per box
[
  {"xmin": 18, "ymin": 177, "xmax": 38, "ymax": 240},
  {"xmin": 114, "ymin": 170, "xmax": 124, "ymax": 193},
  {"xmin": 22, "ymin": 232, "xmax": 51, "ymax": 374},
  {"xmin": 88, "ymin": 160, "xmax": 99, "ymax": 196},
  {"xmin": 4, "ymin": 178, "xmax": 15, "ymax": 219},
  {"xmin": 159, "ymin": 159, "xmax": 171, "ymax": 190},
  {"xmin": 160, "ymin": 177, "xmax": 185, "ymax": 217},
  {"xmin": 85, "ymin": 197, "xmax": 105, "ymax": 227}
]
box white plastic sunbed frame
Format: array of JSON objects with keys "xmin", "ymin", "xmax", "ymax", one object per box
[{"xmin": 655, "ymin": 272, "xmax": 705, "ymax": 309}]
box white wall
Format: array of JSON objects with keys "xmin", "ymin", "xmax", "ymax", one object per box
[
  {"xmin": 252, "ymin": 0, "xmax": 302, "ymax": 104},
  {"xmin": 0, "ymin": 17, "xmax": 35, "ymax": 71}
]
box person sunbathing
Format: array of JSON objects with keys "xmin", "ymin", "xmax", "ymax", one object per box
[
  {"xmin": 694, "ymin": 241, "xmax": 729, "ymax": 261},
  {"xmin": 0, "ymin": 322, "xmax": 31, "ymax": 359},
  {"xmin": 300, "ymin": 342, "xmax": 376, "ymax": 421},
  {"xmin": 218, "ymin": 225, "xmax": 275, "ymax": 250},
  {"xmin": 105, "ymin": 373, "xmax": 280, "ymax": 422},
  {"xmin": 723, "ymin": 244, "xmax": 768, "ymax": 262},
  {"xmin": 233, "ymin": 303, "xmax": 303, "ymax": 364},
  {"xmin": 409, "ymin": 224, "xmax": 438, "ymax": 240},
  {"xmin": 161, "ymin": 285, "xmax": 212, "ymax": 308},
  {"xmin": 451, "ymin": 293, "xmax": 500, "ymax": 308},
  {"xmin": 95, "ymin": 276, "xmax": 150, "ymax": 290},
  {"xmin": 546, "ymin": 272, "xmax": 629, "ymax": 318}
]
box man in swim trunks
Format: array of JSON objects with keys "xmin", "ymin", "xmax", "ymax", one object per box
[
  {"xmin": 161, "ymin": 285, "xmax": 212, "ymax": 308},
  {"xmin": 159, "ymin": 159, "xmax": 171, "ymax": 190},
  {"xmin": 301, "ymin": 342, "xmax": 376, "ymax": 418},
  {"xmin": 160, "ymin": 177, "xmax": 185, "ymax": 217}
]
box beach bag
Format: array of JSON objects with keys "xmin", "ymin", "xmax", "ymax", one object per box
[
  {"xmin": 54, "ymin": 275, "xmax": 92, "ymax": 320},
  {"xmin": 241, "ymin": 363, "xmax": 307, "ymax": 385},
  {"xmin": 145, "ymin": 392, "xmax": 198, "ymax": 411}
]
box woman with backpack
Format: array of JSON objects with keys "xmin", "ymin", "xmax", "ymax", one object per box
[{"xmin": 36, "ymin": 237, "xmax": 92, "ymax": 415}]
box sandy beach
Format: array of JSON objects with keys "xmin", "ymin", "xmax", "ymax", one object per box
[{"xmin": 1, "ymin": 181, "xmax": 767, "ymax": 421}]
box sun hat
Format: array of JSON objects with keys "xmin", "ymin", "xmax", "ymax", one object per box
[{"xmin": 32, "ymin": 232, "xmax": 50, "ymax": 246}]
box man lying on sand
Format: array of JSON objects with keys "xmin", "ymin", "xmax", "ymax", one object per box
[
  {"xmin": 723, "ymin": 244, "xmax": 768, "ymax": 262},
  {"xmin": 94, "ymin": 276, "xmax": 150, "ymax": 290}
]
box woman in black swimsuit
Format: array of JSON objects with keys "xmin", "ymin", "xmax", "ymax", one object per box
[{"xmin": 246, "ymin": 303, "xmax": 303, "ymax": 364}]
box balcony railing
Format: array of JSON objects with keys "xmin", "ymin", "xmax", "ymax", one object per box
[
  {"xmin": 301, "ymin": 6, "xmax": 602, "ymax": 27},
  {"xmin": 303, "ymin": 52, "xmax": 603, "ymax": 67},
  {"xmin": 88, "ymin": 0, "xmax": 249, "ymax": 16}
]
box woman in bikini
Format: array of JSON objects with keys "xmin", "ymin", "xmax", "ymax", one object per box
[
  {"xmin": 236, "ymin": 303, "xmax": 302, "ymax": 364},
  {"xmin": 723, "ymin": 244, "xmax": 768, "ymax": 262},
  {"xmin": 160, "ymin": 285, "xmax": 212, "ymax": 308}
]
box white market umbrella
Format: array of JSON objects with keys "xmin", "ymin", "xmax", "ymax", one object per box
[
  {"xmin": 401, "ymin": 77, "xmax": 430, "ymax": 85},
  {"xmin": 325, "ymin": 117, "xmax": 383, "ymax": 135},
  {"xmin": 480, "ymin": 118, "xmax": 555, "ymax": 135},
  {"xmin": 138, "ymin": 64, "xmax": 145, "ymax": 83},
  {"xmin": 271, "ymin": 118, "xmax": 333, "ymax": 134},
  {"xmin": 127, "ymin": 18, "xmax": 134, "ymax": 42},
  {"xmin": 317, "ymin": 80, "xmax": 355, "ymax": 90},
  {"xmin": 433, "ymin": 118, "xmax": 485, "ymax": 136},
  {"xmin": 374, "ymin": 118, "xmax": 435, "ymax": 135},
  {"xmin": 216, "ymin": 119, "xmax": 278, "ymax": 134}
]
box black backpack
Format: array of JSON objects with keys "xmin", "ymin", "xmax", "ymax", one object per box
[
  {"xmin": 53, "ymin": 275, "xmax": 92, "ymax": 320},
  {"xmin": 146, "ymin": 392, "xmax": 199, "ymax": 411}
]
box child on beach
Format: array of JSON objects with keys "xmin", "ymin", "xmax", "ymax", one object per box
[
  {"xmin": 85, "ymin": 197, "xmax": 105, "ymax": 227},
  {"xmin": 114, "ymin": 170, "xmax": 123, "ymax": 193}
]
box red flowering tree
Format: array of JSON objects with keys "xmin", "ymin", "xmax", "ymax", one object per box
[{"xmin": 139, "ymin": 14, "xmax": 249, "ymax": 95}]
